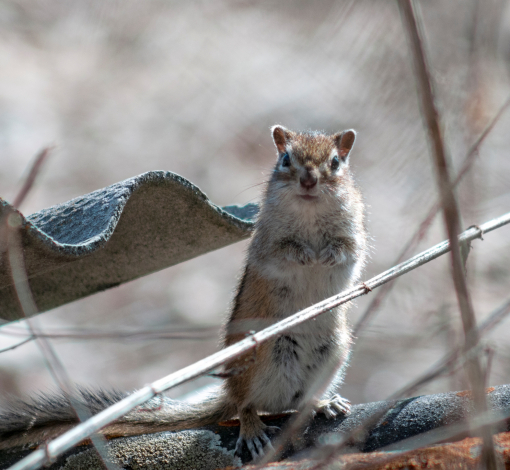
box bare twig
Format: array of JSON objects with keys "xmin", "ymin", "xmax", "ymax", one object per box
[
  {"xmin": 12, "ymin": 147, "xmax": 53, "ymax": 209},
  {"xmin": 308, "ymin": 296, "xmax": 510, "ymax": 470},
  {"xmin": 258, "ymin": 355, "xmax": 344, "ymax": 465},
  {"xmin": 335, "ymin": 406, "xmax": 510, "ymax": 470},
  {"xmin": 8, "ymin": 211, "xmax": 510, "ymax": 470},
  {"xmin": 353, "ymin": 207, "xmax": 436, "ymax": 335},
  {"xmin": 0, "ymin": 326, "xmax": 219, "ymax": 342},
  {"xmin": 398, "ymin": 1, "xmax": 498, "ymax": 468},
  {"xmin": 0, "ymin": 326, "xmax": 218, "ymax": 357},
  {"xmin": 483, "ymin": 346, "xmax": 495, "ymax": 389},
  {"xmin": 3, "ymin": 146, "xmax": 119, "ymax": 469},
  {"xmin": 479, "ymin": 299, "xmax": 510, "ymax": 335},
  {"xmin": 0, "ymin": 336, "xmax": 34, "ymax": 354},
  {"xmin": 0, "ymin": 146, "xmax": 54, "ymax": 255},
  {"xmin": 353, "ymin": 94, "xmax": 510, "ymax": 336},
  {"xmin": 392, "ymin": 298, "xmax": 510, "ymax": 400},
  {"xmin": 6, "ymin": 214, "xmax": 120, "ymax": 470}
]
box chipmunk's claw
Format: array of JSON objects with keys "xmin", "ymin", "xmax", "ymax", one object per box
[
  {"xmin": 234, "ymin": 434, "xmax": 268, "ymax": 461},
  {"xmin": 234, "ymin": 427, "xmax": 279, "ymax": 461},
  {"xmin": 317, "ymin": 394, "xmax": 351, "ymax": 418}
]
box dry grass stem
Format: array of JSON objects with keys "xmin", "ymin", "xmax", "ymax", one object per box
[
  {"xmin": 6, "ymin": 214, "xmax": 120, "ymax": 470},
  {"xmin": 0, "ymin": 336, "xmax": 34, "ymax": 354},
  {"xmin": 398, "ymin": 0, "xmax": 498, "ymax": 467},
  {"xmin": 354, "ymin": 92, "xmax": 510, "ymax": 336},
  {"xmin": 11, "ymin": 147, "xmax": 53, "ymax": 209},
  {"xmin": 0, "ymin": 326, "xmax": 219, "ymax": 343},
  {"xmin": 311, "ymin": 296, "xmax": 510, "ymax": 469}
]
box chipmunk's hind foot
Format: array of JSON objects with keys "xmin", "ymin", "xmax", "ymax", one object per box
[
  {"xmin": 234, "ymin": 407, "xmax": 279, "ymax": 461},
  {"xmin": 234, "ymin": 427, "xmax": 279, "ymax": 461},
  {"xmin": 317, "ymin": 394, "xmax": 351, "ymax": 419}
]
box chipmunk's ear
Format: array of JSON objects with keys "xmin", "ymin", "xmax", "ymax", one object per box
[
  {"xmin": 333, "ymin": 129, "xmax": 356, "ymax": 162},
  {"xmin": 271, "ymin": 125, "xmax": 293, "ymax": 154}
]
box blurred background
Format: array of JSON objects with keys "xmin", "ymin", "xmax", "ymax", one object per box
[{"xmin": 1, "ymin": 0, "xmax": 510, "ymax": 405}]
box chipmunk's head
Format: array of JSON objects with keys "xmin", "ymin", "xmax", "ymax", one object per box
[{"xmin": 270, "ymin": 125, "xmax": 356, "ymax": 201}]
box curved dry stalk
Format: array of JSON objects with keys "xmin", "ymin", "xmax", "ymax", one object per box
[
  {"xmin": 354, "ymin": 93, "xmax": 510, "ymax": 336},
  {"xmin": 12, "ymin": 146, "xmax": 53, "ymax": 209},
  {"xmin": 6, "ymin": 215, "xmax": 120, "ymax": 470},
  {"xmin": 0, "ymin": 336, "xmax": 34, "ymax": 354},
  {"xmin": 398, "ymin": 1, "xmax": 498, "ymax": 467},
  {"xmin": 0, "ymin": 326, "xmax": 219, "ymax": 343}
]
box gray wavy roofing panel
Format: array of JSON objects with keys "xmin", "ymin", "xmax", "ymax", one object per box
[
  {"xmin": 0, "ymin": 171, "xmax": 258, "ymax": 323},
  {"xmin": 1, "ymin": 385, "xmax": 509, "ymax": 468}
]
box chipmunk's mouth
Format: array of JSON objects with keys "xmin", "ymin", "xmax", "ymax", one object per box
[{"xmin": 299, "ymin": 194, "xmax": 319, "ymax": 201}]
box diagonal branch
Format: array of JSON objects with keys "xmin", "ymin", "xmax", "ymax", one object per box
[
  {"xmin": 6, "ymin": 221, "xmax": 119, "ymax": 470},
  {"xmin": 398, "ymin": 1, "xmax": 498, "ymax": 468},
  {"xmin": 12, "ymin": 146, "xmax": 53, "ymax": 209},
  {"xmin": 305, "ymin": 296, "xmax": 510, "ymax": 470},
  {"xmin": 0, "ymin": 326, "xmax": 219, "ymax": 344},
  {"xmin": 0, "ymin": 336, "xmax": 34, "ymax": 354},
  {"xmin": 354, "ymin": 93, "xmax": 510, "ymax": 336}
]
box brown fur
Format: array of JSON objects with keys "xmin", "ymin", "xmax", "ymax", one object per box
[{"xmin": 220, "ymin": 126, "xmax": 367, "ymax": 457}]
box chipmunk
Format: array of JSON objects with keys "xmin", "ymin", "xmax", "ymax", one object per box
[{"xmin": 0, "ymin": 126, "xmax": 367, "ymax": 462}]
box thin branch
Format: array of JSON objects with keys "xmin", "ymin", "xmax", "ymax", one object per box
[
  {"xmin": 389, "ymin": 297, "xmax": 510, "ymax": 401},
  {"xmin": 0, "ymin": 146, "xmax": 54, "ymax": 255},
  {"xmin": 335, "ymin": 406, "xmax": 510, "ymax": 470},
  {"xmin": 12, "ymin": 146, "xmax": 53, "ymax": 209},
  {"xmin": 8, "ymin": 210, "xmax": 510, "ymax": 470},
  {"xmin": 353, "ymin": 205, "xmax": 437, "ymax": 335},
  {"xmin": 0, "ymin": 336, "xmax": 34, "ymax": 354},
  {"xmin": 398, "ymin": 1, "xmax": 498, "ymax": 468},
  {"xmin": 353, "ymin": 93, "xmax": 510, "ymax": 336},
  {"xmin": 258, "ymin": 353, "xmax": 343, "ymax": 465},
  {"xmin": 457, "ymin": 95, "xmax": 510, "ymax": 184},
  {"xmin": 6, "ymin": 214, "xmax": 120, "ymax": 470},
  {"xmin": 0, "ymin": 326, "xmax": 219, "ymax": 342},
  {"xmin": 307, "ymin": 297, "xmax": 510, "ymax": 470},
  {"xmin": 483, "ymin": 346, "xmax": 495, "ymax": 389},
  {"xmin": 479, "ymin": 299, "xmax": 510, "ymax": 335}
]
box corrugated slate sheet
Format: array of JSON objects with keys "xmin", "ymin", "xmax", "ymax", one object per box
[
  {"xmin": 1, "ymin": 385, "xmax": 509, "ymax": 469},
  {"xmin": 0, "ymin": 171, "xmax": 258, "ymax": 323}
]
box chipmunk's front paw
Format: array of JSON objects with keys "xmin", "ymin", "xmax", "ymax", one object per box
[
  {"xmin": 279, "ymin": 238, "xmax": 317, "ymax": 266},
  {"xmin": 300, "ymin": 245, "xmax": 317, "ymax": 265},
  {"xmin": 288, "ymin": 245, "xmax": 316, "ymax": 266},
  {"xmin": 318, "ymin": 246, "xmax": 346, "ymax": 267},
  {"xmin": 317, "ymin": 394, "xmax": 351, "ymax": 418},
  {"xmin": 234, "ymin": 426, "xmax": 279, "ymax": 461}
]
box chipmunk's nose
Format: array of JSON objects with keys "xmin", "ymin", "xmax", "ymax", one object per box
[{"xmin": 300, "ymin": 169, "xmax": 318, "ymax": 190}]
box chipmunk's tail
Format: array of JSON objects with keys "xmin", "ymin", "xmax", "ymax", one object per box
[{"xmin": 0, "ymin": 388, "xmax": 235, "ymax": 450}]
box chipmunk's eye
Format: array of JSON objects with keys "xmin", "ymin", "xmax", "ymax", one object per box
[
  {"xmin": 282, "ymin": 153, "xmax": 291, "ymax": 167},
  {"xmin": 331, "ymin": 156, "xmax": 340, "ymax": 171}
]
